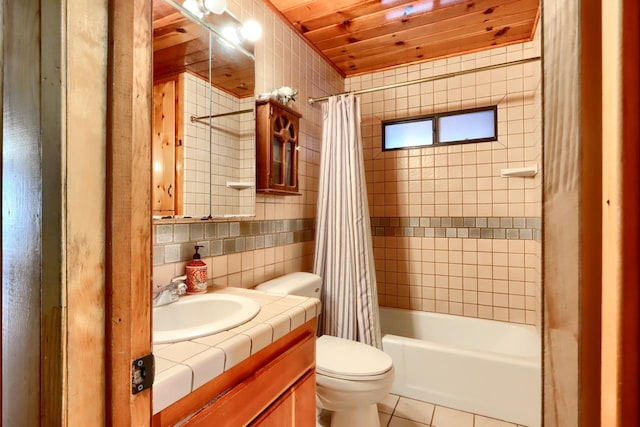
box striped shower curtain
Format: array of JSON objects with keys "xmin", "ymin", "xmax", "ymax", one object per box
[{"xmin": 313, "ymin": 93, "xmax": 382, "ymax": 348}]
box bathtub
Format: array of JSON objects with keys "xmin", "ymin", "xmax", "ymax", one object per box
[{"xmin": 380, "ymin": 307, "xmax": 541, "ymax": 427}]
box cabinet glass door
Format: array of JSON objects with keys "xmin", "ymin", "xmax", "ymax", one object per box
[
  {"xmin": 284, "ymin": 141, "xmax": 293, "ymax": 186},
  {"xmin": 271, "ymin": 135, "xmax": 282, "ymax": 184}
]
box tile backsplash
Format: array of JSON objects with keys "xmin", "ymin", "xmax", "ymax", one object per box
[
  {"xmin": 152, "ymin": 218, "xmax": 315, "ymax": 290},
  {"xmin": 153, "ymin": 219, "xmax": 315, "ymax": 265}
]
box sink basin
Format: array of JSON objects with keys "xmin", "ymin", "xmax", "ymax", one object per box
[{"xmin": 153, "ymin": 294, "xmax": 261, "ymax": 344}]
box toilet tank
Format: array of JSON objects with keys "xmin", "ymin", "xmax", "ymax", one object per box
[{"xmin": 254, "ymin": 272, "xmax": 322, "ymax": 298}]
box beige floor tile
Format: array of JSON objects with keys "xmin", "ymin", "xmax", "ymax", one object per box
[
  {"xmin": 393, "ymin": 397, "xmax": 435, "ymax": 425},
  {"xmin": 475, "ymin": 415, "xmax": 518, "ymax": 427},
  {"xmin": 378, "ymin": 393, "xmax": 401, "ymax": 415},
  {"xmin": 388, "ymin": 416, "xmax": 430, "ymax": 427},
  {"xmin": 431, "ymin": 406, "xmax": 474, "ymax": 427}
]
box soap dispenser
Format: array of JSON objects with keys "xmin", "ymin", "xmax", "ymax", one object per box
[{"xmin": 185, "ymin": 245, "xmax": 208, "ymax": 294}]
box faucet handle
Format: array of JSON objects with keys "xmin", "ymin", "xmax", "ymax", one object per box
[
  {"xmin": 176, "ymin": 282, "xmax": 187, "ymax": 295},
  {"xmin": 170, "ymin": 275, "xmax": 187, "ymax": 285}
]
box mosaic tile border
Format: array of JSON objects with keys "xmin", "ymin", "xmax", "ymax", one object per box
[
  {"xmin": 153, "ymin": 219, "xmax": 316, "ymax": 266},
  {"xmin": 153, "ymin": 215, "xmax": 541, "ymax": 266},
  {"xmin": 371, "ymin": 217, "xmax": 541, "ymax": 240}
]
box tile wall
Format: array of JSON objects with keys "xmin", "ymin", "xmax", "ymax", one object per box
[
  {"xmin": 155, "ymin": 2, "xmax": 543, "ymax": 327},
  {"xmin": 182, "ymin": 73, "xmax": 256, "ymax": 217},
  {"xmin": 346, "ymin": 28, "xmax": 543, "ymax": 325},
  {"xmin": 152, "ymin": 0, "xmax": 343, "ymax": 290}
]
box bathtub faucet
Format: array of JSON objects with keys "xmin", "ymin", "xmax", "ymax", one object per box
[{"xmin": 153, "ymin": 275, "xmax": 187, "ymax": 307}]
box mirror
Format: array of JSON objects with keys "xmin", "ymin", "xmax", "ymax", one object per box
[{"xmin": 152, "ymin": 0, "xmax": 256, "ymax": 219}]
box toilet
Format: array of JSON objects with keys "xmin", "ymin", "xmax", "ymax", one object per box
[{"xmin": 254, "ymin": 272, "xmax": 394, "ymax": 427}]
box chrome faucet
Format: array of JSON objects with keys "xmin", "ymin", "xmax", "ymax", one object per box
[{"xmin": 153, "ymin": 275, "xmax": 187, "ymax": 307}]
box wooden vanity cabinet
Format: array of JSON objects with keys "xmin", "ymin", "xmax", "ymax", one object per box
[
  {"xmin": 255, "ymin": 99, "xmax": 302, "ymax": 195},
  {"xmin": 250, "ymin": 370, "xmax": 316, "ymax": 426},
  {"xmin": 152, "ymin": 319, "xmax": 317, "ymax": 427}
]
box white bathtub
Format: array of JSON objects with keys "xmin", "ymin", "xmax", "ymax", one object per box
[{"xmin": 380, "ymin": 307, "xmax": 541, "ymax": 427}]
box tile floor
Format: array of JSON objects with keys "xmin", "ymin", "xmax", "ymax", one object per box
[
  {"xmin": 318, "ymin": 394, "xmax": 529, "ymax": 427},
  {"xmin": 377, "ymin": 394, "xmax": 529, "ymax": 427}
]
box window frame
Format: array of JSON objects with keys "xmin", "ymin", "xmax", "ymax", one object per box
[{"xmin": 381, "ymin": 105, "xmax": 498, "ymax": 151}]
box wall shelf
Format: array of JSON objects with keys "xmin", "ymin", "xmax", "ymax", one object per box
[
  {"xmin": 226, "ymin": 181, "xmax": 255, "ymax": 190},
  {"xmin": 500, "ymin": 165, "xmax": 538, "ymax": 177}
]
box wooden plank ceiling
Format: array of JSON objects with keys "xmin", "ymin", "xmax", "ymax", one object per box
[
  {"xmin": 153, "ymin": 1, "xmax": 255, "ymax": 98},
  {"xmin": 263, "ymin": 0, "xmax": 540, "ymax": 76}
]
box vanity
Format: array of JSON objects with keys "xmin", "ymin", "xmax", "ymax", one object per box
[{"xmin": 151, "ymin": 287, "xmax": 319, "ymax": 426}]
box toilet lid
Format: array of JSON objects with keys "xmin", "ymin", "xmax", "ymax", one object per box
[{"xmin": 316, "ymin": 335, "xmax": 393, "ymax": 380}]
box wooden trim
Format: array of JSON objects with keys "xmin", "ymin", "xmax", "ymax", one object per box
[
  {"xmin": 621, "ymin": 0, "xmax": 640, "ymax": 423},
  {"xmin": 542, "ymin": 1, "xmax": 582, "ymax": 425},
  {"xmin": 106, "ymin": 0, "xmax": 153, "ymax": 425},
  {"xmin": 41, "ymin": 0, "xmax": 64, "ymax": 423},
  {"xmin": 600, "ymin": 0, "xmax": 625, "ymax": 426},
  {"xmin": 175, "ymin": 73, "xmax": 185, "ymax": 216},
  {"xmin": 152, "ymin": 320, "xmax": 316, "ymax": 426},
  {"xmin": 1, "ymin": 1, "xmax": 43, "ymax": 424},
  {"xmin": 1, "ymin": 0, "xmax": 5, "ymax": 423},
  {"xmin": 580, "ymin": 1, "xmax": 602, "ymax": 426}
]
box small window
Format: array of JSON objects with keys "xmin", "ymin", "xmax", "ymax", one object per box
[
  {"xmin": 382, "ymin": 116, "xmax": 434, "ymax": 150},
  {"xmin": 382, "ymin": 106, "xmax": 497, "ymax": 151},
  {"xmin": 439, "ymin": 107, "xmax": 497, "ymax": 144}
]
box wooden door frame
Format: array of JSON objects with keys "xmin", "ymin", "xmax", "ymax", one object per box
[
  {"xmin": 98, "ymin": 0, "xmax": 635, "ymax": 425},
  {"xmin": 620, "ymin": 0, "xmax": 639, "ymax": 422},
  {"xmin": 1, "ymin": 0, "xmax": 4, "ymax": 423},
  {"xmin": 603, "ymin": 0, "xmax": 640, "ymax": 424},
  {"xmin": 106, "ymin": 0, "xmax": 153, "ymax": 424},
  {"xmin": 543, "ymin": 0, "xmax": 639, "ymax": 425},
  {"xmin": 2, "ymin": 1, "xmax": 46, "ymax": 425}
]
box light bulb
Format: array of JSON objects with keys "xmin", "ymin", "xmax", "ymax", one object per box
[
  {"xmin": 203, "ymin": 0, "xmax": 226, "ymax": 14},
  {"xmin": 240, "ymin": 19, "xmax": 262, "ymax": 42},
  {"xmin": 182, "ymin": 0, "xmax": 203, "ymax": 18},
  {"xmin": 221, "ymin": 26, "xmax": 240, "ymax": 45}
]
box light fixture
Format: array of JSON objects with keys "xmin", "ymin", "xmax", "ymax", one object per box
[
  {"xmin": 221, "ymin": 25, "xmax": 241, "ymax": 45},
  {"xmin": 182, "ymin": 0, "xmax": 204, "ymax": 18},
  {"xmin": 240, "ymin": 19, "xmax": 262, "ymax": 42},
  {"xmin": 203, "ymin": 0, "xmax": 226, "ymax": 15}
]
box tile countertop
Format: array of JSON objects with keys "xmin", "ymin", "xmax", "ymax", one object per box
[{"xmin": 152, "ymin": 286, "xmax": 321, "ymax": 414}]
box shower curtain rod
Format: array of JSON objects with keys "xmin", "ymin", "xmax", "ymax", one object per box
[
  {"xmin": 307, "ymin": 56, "xmax": 541, "ymax": 105},
  {"xmin": 190, "ymin": 108, "xmax": 254, "ymax": 122}
]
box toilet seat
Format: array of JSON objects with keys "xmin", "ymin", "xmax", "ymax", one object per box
[{"xmin": 316, "ymin": 335, "xmax": 393, "ymax": 381}]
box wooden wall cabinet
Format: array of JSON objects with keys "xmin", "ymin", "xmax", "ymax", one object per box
[
  {"xmin": 255, "ymin": 98, "xmax": 302, "ymax": 195},
  {"xmin": 152, "ymin": 76, "xmax": 184, "ymax": 216}
]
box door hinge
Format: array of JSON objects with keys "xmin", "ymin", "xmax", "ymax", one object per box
[{"xmin": 131, "ymin": 353, "xmax": 155, "ymax": 394}]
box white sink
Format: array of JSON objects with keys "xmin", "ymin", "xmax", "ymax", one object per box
[{"xmin": 153, "ymin": 294, "xmax": 261, "ymax": 344}]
